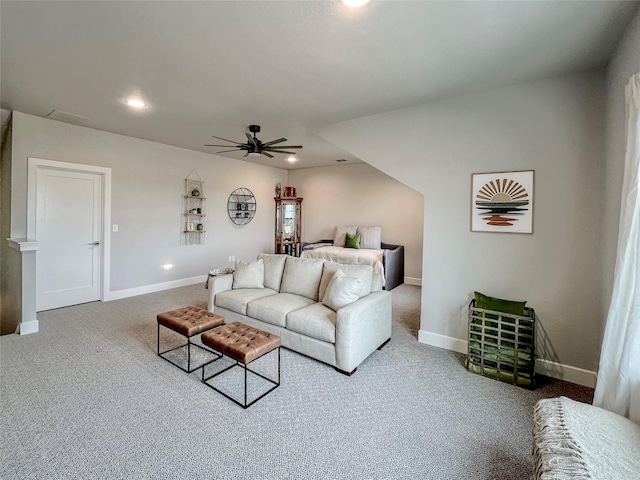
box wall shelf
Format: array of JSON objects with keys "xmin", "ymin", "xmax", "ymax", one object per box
[
  {"xmin": 227, "ymin": 187, "xmax": 256, "ymax": 226},
  {"xmin": 183, "ymin": 172, "xmax": 205, "ymax": 245}
]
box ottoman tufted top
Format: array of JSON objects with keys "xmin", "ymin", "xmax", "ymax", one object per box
[
  {"xmin": 157, "ymin": 306, "xmax": 224, "ymax": 337},
  {"xmin": 201, "ymin": 321, "xmax": 281, "ymax": 364}
]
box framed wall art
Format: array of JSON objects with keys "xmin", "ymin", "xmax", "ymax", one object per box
[{"xmin": 470, "ymin": 170, "xmax": 534, "ymax": 234}]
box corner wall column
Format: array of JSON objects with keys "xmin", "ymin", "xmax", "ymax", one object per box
[{"xmin": 4, "ymin": 238, "xmax": 39, "ymax": 335}]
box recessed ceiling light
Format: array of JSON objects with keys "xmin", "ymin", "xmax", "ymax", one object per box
[
  {"xmin": 342, "ymin": 0, "xmax": 370, "ymax": 7},
  {"xmin": 126, "ymin": 98, "xmax": 146, "ymax": 109},
  {"xmin": 287, "ymin": 156, "xmax": 297, "ymax": 163}
]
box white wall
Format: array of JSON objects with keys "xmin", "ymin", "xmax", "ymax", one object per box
[
  {"xmin": 288, "ymin": 163, "xmax": 424, "ymax": 281},
  {"xmin": 601, "ymin": 10, "xmax": 640, "ymax": 325},
  {"xmin": 9, "ymin": 112, "xmax": 287, "ymax": 294},
  {"xmin": 1, "ymin": 112, "xmax": 15, "ymax": 333},
  {"xmin": 315, "ymin": 71, "xmax": 607, "ymax": 376}
]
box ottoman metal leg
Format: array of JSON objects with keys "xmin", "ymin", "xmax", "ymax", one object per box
[
  {"xmin": 157, "ymin": 323, "xmax": 222, "ymax": 373},
  {"xmin": 202, "ymin": 347, "xmax": 281, "ymax": 409}
]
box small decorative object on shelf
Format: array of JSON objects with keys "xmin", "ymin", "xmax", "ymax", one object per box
[
  {"xmin": 283, "ymin": 186, "xmax": 296, "ymax": 198},
  {"xmin": 227, "ymin": 187, "xmax": 256, "ymax": 226},
  {"xmin": 275, "ymin": 182, "xmax": 282, "ymax": 198},
  {"xmin": 184, "ymin": 170, "xmax": 206, "ymax": 245}
]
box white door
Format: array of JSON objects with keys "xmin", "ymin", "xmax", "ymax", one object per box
[{"xmin": 36, "ymin": 168, "xmax": 102, "ymax": 311}]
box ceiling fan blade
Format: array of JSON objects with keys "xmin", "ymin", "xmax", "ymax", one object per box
[
  {"xmin": 261, "ymin": 151, "xmax": 274, "ymax": 158},
  {"xmin": 210, "ymin": 135, "xmax": 242, "ymax": 144},
  {"xmin": 266, "ymin": 145, "xmax": 302, "ymax": 150},
  {"xmin": 205, "ymin": 144, "xmax": 242, "ymax": 147},
  {"xmin": 266, "ymin": 149, "xmax": 299, "ymax": 154},
  {"xmin": 216, "ymin": 148, "xmax": 244, "ymax": 153},
  {"xmin": 262, "ymin": 137, "xmax": 287, "ymax": 147},
  {"xmin": 243, "ymin": 151, "xmax": 249, "ymax": 157},
  {"xmin": 245, "ymin": 133, "xmax": 258, "ymax": 147}
]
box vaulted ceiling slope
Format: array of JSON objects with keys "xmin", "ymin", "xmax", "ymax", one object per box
[{"xmin": 1, "ymin": 1, "xmax": 638, "ymax": 169}]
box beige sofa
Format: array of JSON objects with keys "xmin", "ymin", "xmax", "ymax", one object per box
[{"xmin": 207, "ymin": 253, "xmax": 392, "ymax": 375}]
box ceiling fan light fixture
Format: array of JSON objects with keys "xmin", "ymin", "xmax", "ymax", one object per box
[
  {"xmin": 126, "ymin": 97, "xmax": 147, "ymax": 109},
  {"xmin": 248, "ymin": 151, "xmax": 261, "ymax": 158}
]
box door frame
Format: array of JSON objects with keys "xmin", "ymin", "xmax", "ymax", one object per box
[{"xmin": 27, "ymin": 157, "xmax": 112, "ymax": 302}]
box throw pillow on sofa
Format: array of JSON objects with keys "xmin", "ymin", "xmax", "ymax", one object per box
[
  {"xmin": 233, "ymin": 258, "xmax": 265, "ymax": 289},
  {"xmin": 322, "ymin": 269, "xmax": 362, "ymax": 311},
  {"xmin": 357, "ymin": 226, "xmax": 382, "ymax": 249},
  {"xmin": 333, "ymin": 225, "xmax": 358, "ymax": 247},
  {"xmin": 345, "ymin": 232, "xmax": 361, "ymax": 249},
  {"xmin": 319, "ymin": 262, "xmax": 373, "ymax": 300}
]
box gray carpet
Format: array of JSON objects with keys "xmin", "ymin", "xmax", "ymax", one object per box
[{"xmin": 0, "ymin": 284, "xmax": 592, "ymax": 479}]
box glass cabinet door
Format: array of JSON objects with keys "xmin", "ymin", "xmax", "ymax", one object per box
[{"xmin": 275, "ymin": 197, "xmax": 303, "ymax": 256}]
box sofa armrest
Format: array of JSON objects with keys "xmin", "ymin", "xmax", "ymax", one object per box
[
  {"xmin": 207, "ymin": 274, "xmax": 233, "ymax": 312},
  {"xmin": 381, "ymin": 243, "xmax": 404, "ymax": 291},
  {"xmin": 335, "ymin": 290, "xmax": 392, "ymax": 372}
]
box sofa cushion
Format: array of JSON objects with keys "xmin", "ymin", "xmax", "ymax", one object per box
[
  {"xmin": 215, "ymin": 288, "xmax": 277, "ymax": 315},
  {"xmin": 233, "ymin": 258, "xmax": 264, "ymax": 289},
  {"xmin": 287, "ymin": 303, "xmax": 337, "ymax": 344},
  {"xmin": 257, "ymin": 253, "xmax": 287, "ymax": 291},
  {"xmin": 319, "ymin": 262, "xmax": 373, "ymax": 300},
  {"xmin": 247, "ymin": 293, "xmax": 316, "ymax": 328},
  {"xmin": 333, "ymin": 225, "xmax": 357, "ymax": 247},
  {"xmin": 357, "ymin": 226, "xmax": 382, "ymax": 249},
  {"xmin": 322, "ymin": 269, "xmax": 362, "ymax": 311},
  {"xmin": 279, "ymin": 256, "xmax": 325, "ymax": 301}
]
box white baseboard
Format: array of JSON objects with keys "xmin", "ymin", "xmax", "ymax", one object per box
[
  {"xmin": 104, "ymin": 275, "xmax": 207, "ymax": 301},
  {"xmin": 417, "ymin": 330, "xmax": 597, "ymax": 388},
  {"xmin": 404, "ymin": 276, "xmax": 422, "ymax": 286},
  {"xmin": 418, "ymin": 329, "xmax": 467, "ymax": 354},
  {"xmin": 534, "ymin": 358, "xmax": 597, "ymax": 388},
  {"xmin": 19, "ymin": 319, "xmax": 39, "ymax": 335}
]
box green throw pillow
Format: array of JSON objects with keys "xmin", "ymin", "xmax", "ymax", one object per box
[
  {"xmin": 345, "ymin": 232, "xmax": 361, "ymax": 249},
  {"xmin": 474, "ymin": 291, "xmax": 526, "ymax": 316}
]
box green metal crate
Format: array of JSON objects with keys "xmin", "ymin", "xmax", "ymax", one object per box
[{"xmin": 466, "ymin": 299, "xmax": 536, "ymax": 389}]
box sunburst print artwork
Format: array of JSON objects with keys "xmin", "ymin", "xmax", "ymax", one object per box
[{"xmin": 471, "ymin": 170, "xmax": 534, "ymax": 234}]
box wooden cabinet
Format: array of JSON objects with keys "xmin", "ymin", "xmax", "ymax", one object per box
[{"xmin": 275, "ymin": 197, "xmax": 303, "ymax": 256}]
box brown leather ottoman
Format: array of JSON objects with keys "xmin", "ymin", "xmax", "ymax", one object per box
[
  {"xmin": 157, "ymin": 306, "xmax": 224, "ymax": 373},
  {"xmin": 201, "ymin": 321, "xmax": 281, "ymax": 408}
]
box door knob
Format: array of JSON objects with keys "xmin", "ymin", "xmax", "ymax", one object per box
[{"xmin": 90, "ymin": 241, "xmax": 100, "ymax": 246}]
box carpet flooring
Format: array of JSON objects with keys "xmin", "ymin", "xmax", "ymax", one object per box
[{"xmin": 0, "ymin": 284, "xmax": 593, "ymax": 479}]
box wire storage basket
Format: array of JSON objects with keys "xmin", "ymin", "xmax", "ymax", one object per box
[{"xmin": 467, "ymin": 299, "xmax": 536, "ymax": 389}]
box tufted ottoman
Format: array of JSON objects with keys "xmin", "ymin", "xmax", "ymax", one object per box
[
  {"xmin": 157, "ymin": 306, "xmax": 225, "ymax": 373},
  {"xmin": 201, "ymin": 321, "xmax": 281, "ymax": 408}
]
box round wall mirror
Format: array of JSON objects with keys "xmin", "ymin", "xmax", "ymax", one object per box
[{"xmin": 227, "ymin": 187, "xmax": 256, "ymax": 225}]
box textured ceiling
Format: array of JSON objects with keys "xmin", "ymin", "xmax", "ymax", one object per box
[{"xmin": 1, "ymin": 1, "xmax": 638, "ymax": 169}]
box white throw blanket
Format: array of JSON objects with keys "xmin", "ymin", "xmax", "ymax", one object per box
[
  {"xmin": 301, "ymin": 246, "xmax": 385, "ymax": 286},
  {"xmin": 533, "ymin": 396, "xmax": 640, "ymax": 479}
]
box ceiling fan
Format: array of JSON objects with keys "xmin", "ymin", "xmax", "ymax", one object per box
[{"xmin": 205, "ymin": 125, "xmax": 303, "ymax": 158}]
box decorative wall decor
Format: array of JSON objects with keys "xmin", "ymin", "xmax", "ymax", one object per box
[
  {"xmin": 184, "ymin": 170, "xmax": 206, "ymax": 245},
  {"xmin": 471, "ymin": 170, "xmax": 534, "ymax": 234},
  {"xmin": 227, "ymin": 187, "xmax": 256, "ymax": 225}
]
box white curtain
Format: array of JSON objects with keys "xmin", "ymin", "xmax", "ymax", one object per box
[{"xmin": 593, "ymin": 72, "xmax": 640, "ymax": 423}]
